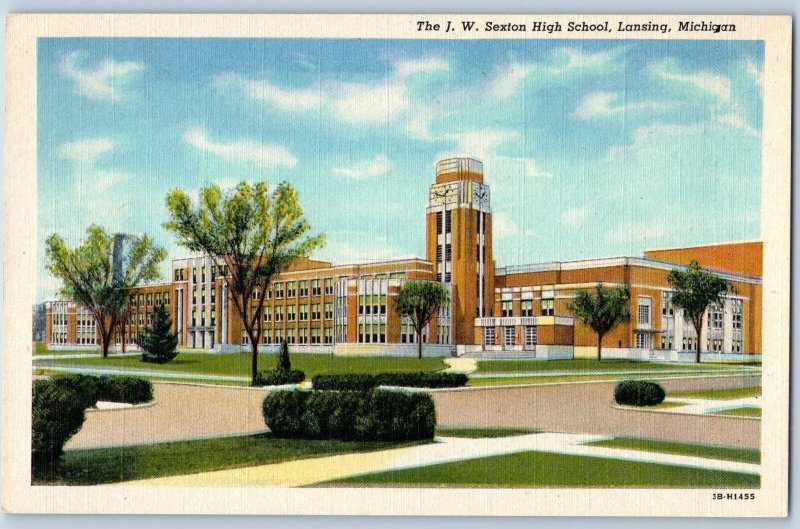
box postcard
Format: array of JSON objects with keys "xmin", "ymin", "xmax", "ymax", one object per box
[{"xmin": 2, "ymin": 14, "xmax": 791, "ymax": 516}]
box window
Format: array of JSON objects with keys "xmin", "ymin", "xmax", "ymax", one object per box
[
  {"xmin": 637, "ymin": 297, "xmax": 651, "ymax": 325},
  {"xmin": 504, "ymin": 326, "xmax": 515, "ymax": 346},
  {"xmin": 521, "ymin": 299, "xmax": 533, "ymax": 317},
  {"xmin": 525, "ymin": 326, "xmax": 537, "ymax": 346},
  {"xmin": 275, "ymin": 306, "xmax": 284, "ymax": 322},
  {"xmin": 483, "ymin": 327, "xmax": 495, "ymax": 346},
  {"xmin": 311, "ymin": 328, "xmax": 321, "ymax": 344},
  {"xmin": 324, "ymin": 278, "xmax": 333, "ymax": 295},
  {"xmin": 299, "ymin": 328, "xmax": 308, "ymax": 344},
  {"xmin": 661, "ymin": 291, "xmax": 674, "ymax": 316},
  {"xmin": 286, "ymin": 328, "xmax": 295, "ymax": 344},
  {"xmin": 445, "ymin": 244, "xmax": 452, "ymax": 261},
  {"xmin": 164, "ymin": 291, "xmax": 170, "ymax": 305},
  {"xmin": 311, "ymin": 303, "xmax": 321, "ymax": 320},
  {"xmin": 732, "ymin": 299, "xmax": 743, "ymax": 330},
  {"xmin": 287, "ymin": 282, "xmax": 296, "ymax": 297},
  {"xmin": 635, "ymin": 332, "xmax": 652, "ymax": 349},
  {"xmin": 312, "ymin": 279, "xmax": 321, "ymax": 296},
  {"xmin": 324, "ymin": 327, "xmax": 333, "ymax": 344},
  {"xmin": 541, "ymin": 298, "xmax": 554, "ymax": 316},
  {"xmin": 436, "ymin": 211, "xmax": 443, "ymax": 233},
  {"xmin": 445, "ymin": 210, "xmax": 452, "ymax": 233},
  {"xmin": 274, "ymin": 282, "xmax": 284, "ymax": 299},
  {"xmin": 299, "ymin": 304, "xmax": 309, "ymax": 321},
  {"xmin": 501, "ymin": 300, "xmax": 513, "ymax": 317},
  {"xmin": 264, "ymin": 306, "xmax": 272, "ymax": 322},
  {"xmin": 708, "ymin": 305, "xmax": 724, "ymax": 330},
  {"xmin": 324, "ymin": 302, "xmax": 333, "ymax": 320},
  {"xmin": 287, "ymin": 305, "xmax": 296, "ymax": 321},
  {"xmin": 436, "ymin": 245, "xmax": 442, "ymax": 262},
  {"xmin": 299, "ymin": 281, "xmax": 309, "ymax": 297}
]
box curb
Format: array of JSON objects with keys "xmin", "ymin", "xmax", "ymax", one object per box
[
  {"xmin": 611, "ymin": 403, "xmax": 762, "ymax": 421},
  {"xmin": 86, "ymin": 401, "xmax": 157, "ymax": 413}
]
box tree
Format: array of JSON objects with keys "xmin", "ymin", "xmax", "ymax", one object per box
[
  {"xmin": 164, "ymin": 181, "xmax": 324, "ymax": 386},
  {"xmin": 668, "ymin": 261, "xmax": 733, "ymax": 363},
  {"xmin": 45, "ymin": 225, "xmax": 166, "ymax": 358},
  {"xmin": 140, "ymin": 304, "xmax": 179, "ymax": 364},
  {"xmin": 395, "ymin": 281, "xmax": 449, "ymax": 359},
  {"xmin": 277, "ymin": 340, "xmax": 291, "ymax": 373},
  {"xmin": 568, "ymin": 284, "xmax": 631, "ymax": 361}
]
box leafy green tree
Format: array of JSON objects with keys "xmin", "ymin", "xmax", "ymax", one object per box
[
  {"xmin": 164, "ymin": 181, "xmax": 325, "ymax": 386},
  {"xmin": 277, "ymin": 340, "xmax": 291, "ymax": 372},
  {"xmin": 45, "ymin": 225, "xmax": 166, "ymax": 358},
  {"xmin": 668, "ymin": 261, "xmax": 733, "ymax": 363},
  {"xmin": 395, "ymin": 281, "xmax": 449, "ymax": 359},
  {"xmin": 140, "ymin": 304, "xmax": 179, "ymax": 364},
  {"xmin": 568, "ymin": 284, "xmax": 631, "ymax": 361}
]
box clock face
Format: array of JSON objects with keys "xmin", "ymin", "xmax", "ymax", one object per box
[
  {"xmin": 429, "ymin": 183, "xmax": 459, "ymax": 206},
  {"xmin": 472, "ymin": 183, "xmax": 490, "ymax": 207}
]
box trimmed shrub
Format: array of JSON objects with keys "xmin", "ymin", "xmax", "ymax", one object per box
[
  {"xmin": 255, "ymin": 369, "xmax": 305, "ymax": 387},
  {"xmin": 95, "ymin": 376, "xmax": 154, "ymax": 405},
  {"xmin": 312, "ymin": 372, "xmax": 468, "ymax": 391},
  {"xmin": 614, "ymin": 380, "xmax": 666, "ymax": 406},
  {"xmin": 277, "ymin": 340, "xmax": 291, "ymax": 373},
  {"xmin": 262, "ymin": 389, "xmax": 436, "ymax": 442}
]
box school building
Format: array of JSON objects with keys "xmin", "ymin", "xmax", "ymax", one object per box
[{"xmin": 43, "ymin": 157, "xmax": 762, "ymax": 360}]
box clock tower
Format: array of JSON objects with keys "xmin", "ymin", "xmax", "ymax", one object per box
[{"xmin": 426, "ymin": 157, "xmax": 495, "ymax": 346}]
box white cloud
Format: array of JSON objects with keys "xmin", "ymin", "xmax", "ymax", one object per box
[
  {"xmin": 746, "ymin": 59, "xmax": 764, "ymax": 92},
  {"xmin": 59, "ymin": 51, "xmax": 145, "ymax": 101},
  {"xmin": 316, "ymin": 232, "xmax": 416, "ymax": 264},
  {"xmin": 492, "ymin": 212, "xmax": 519, "ymax": 239},
  {"xmin": 442, "ymin": 127, "xmax": 519, "ymax": 160},
  {"xmin": 489, "ymin": 62, "xmax": 535, "ymax": 99},
  {"xmin": 492, "ymin": 155, "xmax": 552, "ymax": 179},
  {"xmin": 214, "ymin": 56, "xmax": 447, "ymax": 126},
  {"xmin": 717, "ymin": 111, "xmax": 760, "ymax": 137},
  {"xmin": 607, "ymin": 122, "xmax": 707, "ymax": 160},
  {"xmin": 649, "ymin": 60, "xmax": 731, "ymax": 101},
  {"xmin": 560, "ymin": 206, "xmax": 591, "ymax": 229},
  {"xmin": 333, "ymin": 155, "xmax": 391, "ymax": 179},
  {"xmin": 606, "ymin": 219, "xmax": 670, "ymax": 243},
  {"xmin": 57, "ymin": 137, "xmax": 132, "ymax": 229},
  {"xmin": 213, "ymin": 72, "xmax": 322, "ymax": 112},
  {"xmin": 58, "ymin": 138, "xmax": 114, "ymax": 164},
  {"xmin": 184, "ymin": 126, "xmax": 298, "ymax": 168},
  {"xmin": 573, "ymin": 91, "xmax": 671, "ymax": 119},
  {"xmin": 394, "ymin": 57, "xmax": 449, "ymax": 79},
  {"xmin": 552, "ymin": 47, "xmax": 622, "ymax": 73}
]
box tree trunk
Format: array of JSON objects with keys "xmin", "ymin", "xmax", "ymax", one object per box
[
  {"xmin": 417, "ymin": 329, "xmax": 423, "ymax": 360},
  {"xmin": 100, "ymin": 327, "xmax": 111, "ymax": 358},
  {"xmin": 597, "ymin": 332, "xmax": 604, "ymax": 362},
  {"xmin": 250, "ymin": 339, "xmax": 259, "ymax": 386},
  {"xmin": 694, "ymin": 321, "xmax": 703, "ymax": 364},
  {"xmin": 121, "ymin": 320, "xmax": 127, "ymax": 353}
]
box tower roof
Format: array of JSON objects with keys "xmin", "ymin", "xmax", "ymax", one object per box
[{"xmin": 435, "ymin": 157, "xmax": 484, "ymax": 183}]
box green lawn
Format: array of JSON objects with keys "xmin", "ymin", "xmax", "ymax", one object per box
[
  {"xmin": 436, "ymin": 427, "xmax": 540, "ymax": 438},
  {"xmin": 467, "ymin": 373, "xmax": 700, "ymax": 387},
  {"xmin": 34, "ymin": 433, "xmax": 423, "ymax": 485},
  {"xmin": 586, "ymin": 437, "xmax": 760, "ymax": 464},
  {"xmin": 325, "ymin": 450, "xmax": 759, "ymax": 488},
  {"xmin": 36, "ymin": 352, "xmax": 448, "ymax": 379},
  {"xmin": 669, "ymin": 387, "xmax": 761, "ymax": 400},
  {"xmin": 475, "ymin": 358, "xmax": 752, "ymax": 374},
  {"xmin": 715, "ymin": 407, "xmax": 761, "ymax": 418}
]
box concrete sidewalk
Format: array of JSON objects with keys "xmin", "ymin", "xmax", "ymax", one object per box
[
  {"xmin": 666, "ymin": 396, "xmax": 761, "ymax": 415},
  {"xmin": 125, "ymin": 432, "xmax": 759, "ymax": 487}
]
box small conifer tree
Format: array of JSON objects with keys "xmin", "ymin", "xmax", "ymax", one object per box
[
  {"xmin": 278, "ymin": 340, "xmax": 291, "ymax": 372},
  {"xmin": 140, "ymin": 304, "xmax": 179, "ymax": 364}
]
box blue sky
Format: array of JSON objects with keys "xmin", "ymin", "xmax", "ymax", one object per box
[{"xmin": 37, "ymin": 38, "xmax": 763, "ymax": 301}]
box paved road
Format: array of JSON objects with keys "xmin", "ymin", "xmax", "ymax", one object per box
[
  {"xmin": 433, "ymin": 375, "xmax": 761, "ymax": 449},
  {"xmin": 66, "ymin": 374, "xmax": 760, "ymax": 450},
  {"xmin": 66, "ymin": 383, "xmax": 270, "ymax": 449}
]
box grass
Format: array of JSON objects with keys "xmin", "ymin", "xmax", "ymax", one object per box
[
  {"xmin": 36, "ymin": 352, "xmax": 448, "ymax": 379},
  {"xmin": 475, "ymin": 358, "xmax": 753, "ymax": 374},
  {"xmin": 649, "ymin": 401, "xmax": 687, "ymax": 410},
  {"xmin": 467, "ymin": 373, "xmax": 698, "ymax": 387},
  {"xmin": 586, "ymin": 437, "xmax": 760, "ymax": 464},
  {"xmin": 669, "ymin": 387, "xmax": 761, "ymax": 400},
  {"xmin": 325, "ymin": 450, "xmax": 759, "ymax": 488},
  {"xmin": 435, "ymin": 427, "xmax": 540, "ymax": 438},
  {"xmin": 715, "ymin": 407, "xmax": 761, "ymax": 418},
  {"xmin": 34, "ymin": 433, "xmax": 423, "ymax": 485}
]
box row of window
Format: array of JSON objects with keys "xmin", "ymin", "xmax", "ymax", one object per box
[
  {"xmin": 244, "ymin": 327, "xmax": 335, "ymax": 345},
  {"xmin": 498, "ymin": 298, "xmax": 553, "ymax": 317},
  {"xmin": 483, "ymin": 326, "xmax": 538, "ymax": 347},
  {"xmin": 129, "ymin": 292, "xmax": 171, "ymax": 307}
]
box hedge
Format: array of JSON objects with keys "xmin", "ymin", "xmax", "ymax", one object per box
[
  {"xmin": 262, "ymin": 389, "xmax": 436, "ymax": 442},
  {"xmin": 32, "ymin": 374, "xmax": 154, "ymax": 474},
  {"xmin": 255, "ymin": 369, "xmax": 306, "ymax": 387},
  {"xmin": 614, "ymin": 380, "xmax": 666, "ymax": 406},
  {"xmin": 95, "ymin": 376, "xmax": 153, "ymax": 404},
  {"xmin": 312, "ymin": 372, "xmax": 468, "ymax": 391}
]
